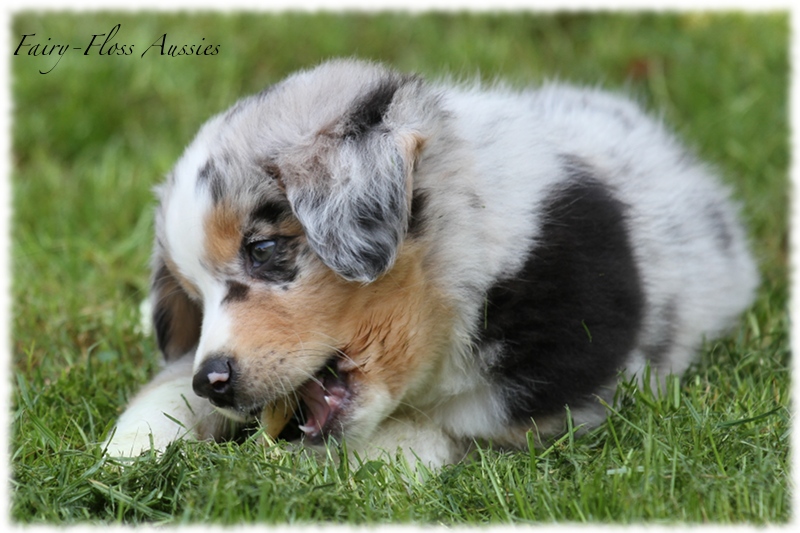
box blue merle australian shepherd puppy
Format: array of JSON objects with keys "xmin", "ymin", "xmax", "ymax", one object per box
[{"xmin": 105, "ymin": 59, "xmax": 758, "ymax": 467}]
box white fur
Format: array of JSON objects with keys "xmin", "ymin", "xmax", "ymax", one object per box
[
  {"xmin": 192, "ymin": 284, "xmax": 233, "ymax": 372},
  {"xmin": 103, "ymin": 353, "xmax": 224, "ymax": 456}
]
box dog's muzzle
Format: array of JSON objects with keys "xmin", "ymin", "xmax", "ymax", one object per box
[{"xmin": 192, "ymin": 351, "xmax": 355, "ymax": 443}]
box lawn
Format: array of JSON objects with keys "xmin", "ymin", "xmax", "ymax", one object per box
[{"xmin": 9, "ymin": 10, "xmax": 790, "ymax": 525}]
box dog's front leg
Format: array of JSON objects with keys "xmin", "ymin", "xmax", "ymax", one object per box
[
  {"xmin": 351, "ymin": 412, "xmax": 469, "ymax": 469},
  {"xmin": 103, "ymin": 352, "xmax": 232, "ymax": 456}
]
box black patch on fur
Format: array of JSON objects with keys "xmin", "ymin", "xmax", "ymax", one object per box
[
  {"xmin": 642, "ymin": 300, "xmax": 678, "ymax": 364},
  {"xmin": 153, "ymin": 312, "xmax": 173, "ymax": 356},
  {"xmin": 151, "ymin": 263, "xmax": 202, "ymax": 361},
  {"xmin": 250, "ymin": 200, "xmax": 291, "ymax": 226},
  {"xmin": 352, "ymin": 185, "xmax": 402, "ymax": 233},
  {"xmin": 344, "ymin": 78, "xmax": 402, "ymax": 139},
  {"xmin": 347, "ymin": 185, "xmax": 405, "ymax": 278},
  {"xmin": 197, "ymin": 159, "xmax": 226, "ymax": 204},
  {"xmin": 481, "ymin": 166, "xmax": 644, "ymax": 421},
  {"xmin": 408, "ymin": 189, "xmax": 429, "ymax": 237},
  {"xmin": 223, "ymin": 280, "xmax": 250, "ymax": 303},
  {"xmin": 152, "ymin": 268, "xmax": 174, "ymax": 357}
]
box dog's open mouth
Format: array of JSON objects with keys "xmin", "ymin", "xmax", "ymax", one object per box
[{"xmin": 278, "ymin": 355, "xmax": 353, "ymax": 445}]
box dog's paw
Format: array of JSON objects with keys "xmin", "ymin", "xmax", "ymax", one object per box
[
  {"xmin": 102, "ymin": 425, "xmax": 160, "ymax": 458},
  {"xmin": 102, "ymin": 390, "xmax": 198, "ymax": 457},
  {"xmin": 102, "ymin": 416, "xmax": 189, "ymax": 457}
]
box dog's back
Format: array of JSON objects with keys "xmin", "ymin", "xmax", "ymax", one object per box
[{"xmin": 406, "ymin": 77, "xmax": 757, "ymax": 446}]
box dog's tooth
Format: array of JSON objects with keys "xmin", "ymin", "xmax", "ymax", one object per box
[
  {"xmin": 323, "ymin": 395, "xmax": 341, "ymax": 408},
  {"xmin": 298, "ymin": 424, "xmax": 318, "ymax": 435}
]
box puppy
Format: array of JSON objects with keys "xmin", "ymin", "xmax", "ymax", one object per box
[{"xmin": 105, "ymin": 59, "xmax": 758, "ymax": 467}]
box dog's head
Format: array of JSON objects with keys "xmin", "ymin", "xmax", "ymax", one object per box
[{"xmin": 150, "ymin": 60, "xmax": 452, "ymax": 446}]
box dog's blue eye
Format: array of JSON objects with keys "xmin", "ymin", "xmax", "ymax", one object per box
[{"xmin": 249, "ymin": 240, "xmax": 276, "ymax": 266}]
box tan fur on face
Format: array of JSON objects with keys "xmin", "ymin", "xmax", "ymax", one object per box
[
  {"xmin": 226, "ymin": 241, "xmax": 453, "ymax": 408},
  {"xmin": 204, "ymin": 202, "xmax": 242, "ymax": 268}
]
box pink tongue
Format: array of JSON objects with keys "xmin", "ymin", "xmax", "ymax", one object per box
[
  {"xmin": 297, "ymin": 380, "xmax": 331, "ymax": 434},
  {"xmin": 297, "ymin": 377, "xmax": 348, "ymax": 436}
]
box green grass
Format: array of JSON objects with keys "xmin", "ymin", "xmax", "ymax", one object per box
[{"xmin": 10, "ymin": 11, "xmax": 789, "ymax": 525}]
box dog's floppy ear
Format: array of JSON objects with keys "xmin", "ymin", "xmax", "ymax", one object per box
[
  {"xmin": 150, "ymin": 257, "xmax": 202, "ymax": 361},
  {"xmin": 285, "ymin": 75, "xmax": 430, "ymax": 283}
]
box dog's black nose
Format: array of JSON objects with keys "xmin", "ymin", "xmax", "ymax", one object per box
[{"xmin": 193, "ymin": 355, "xmax": 236, "ymax": 408}]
